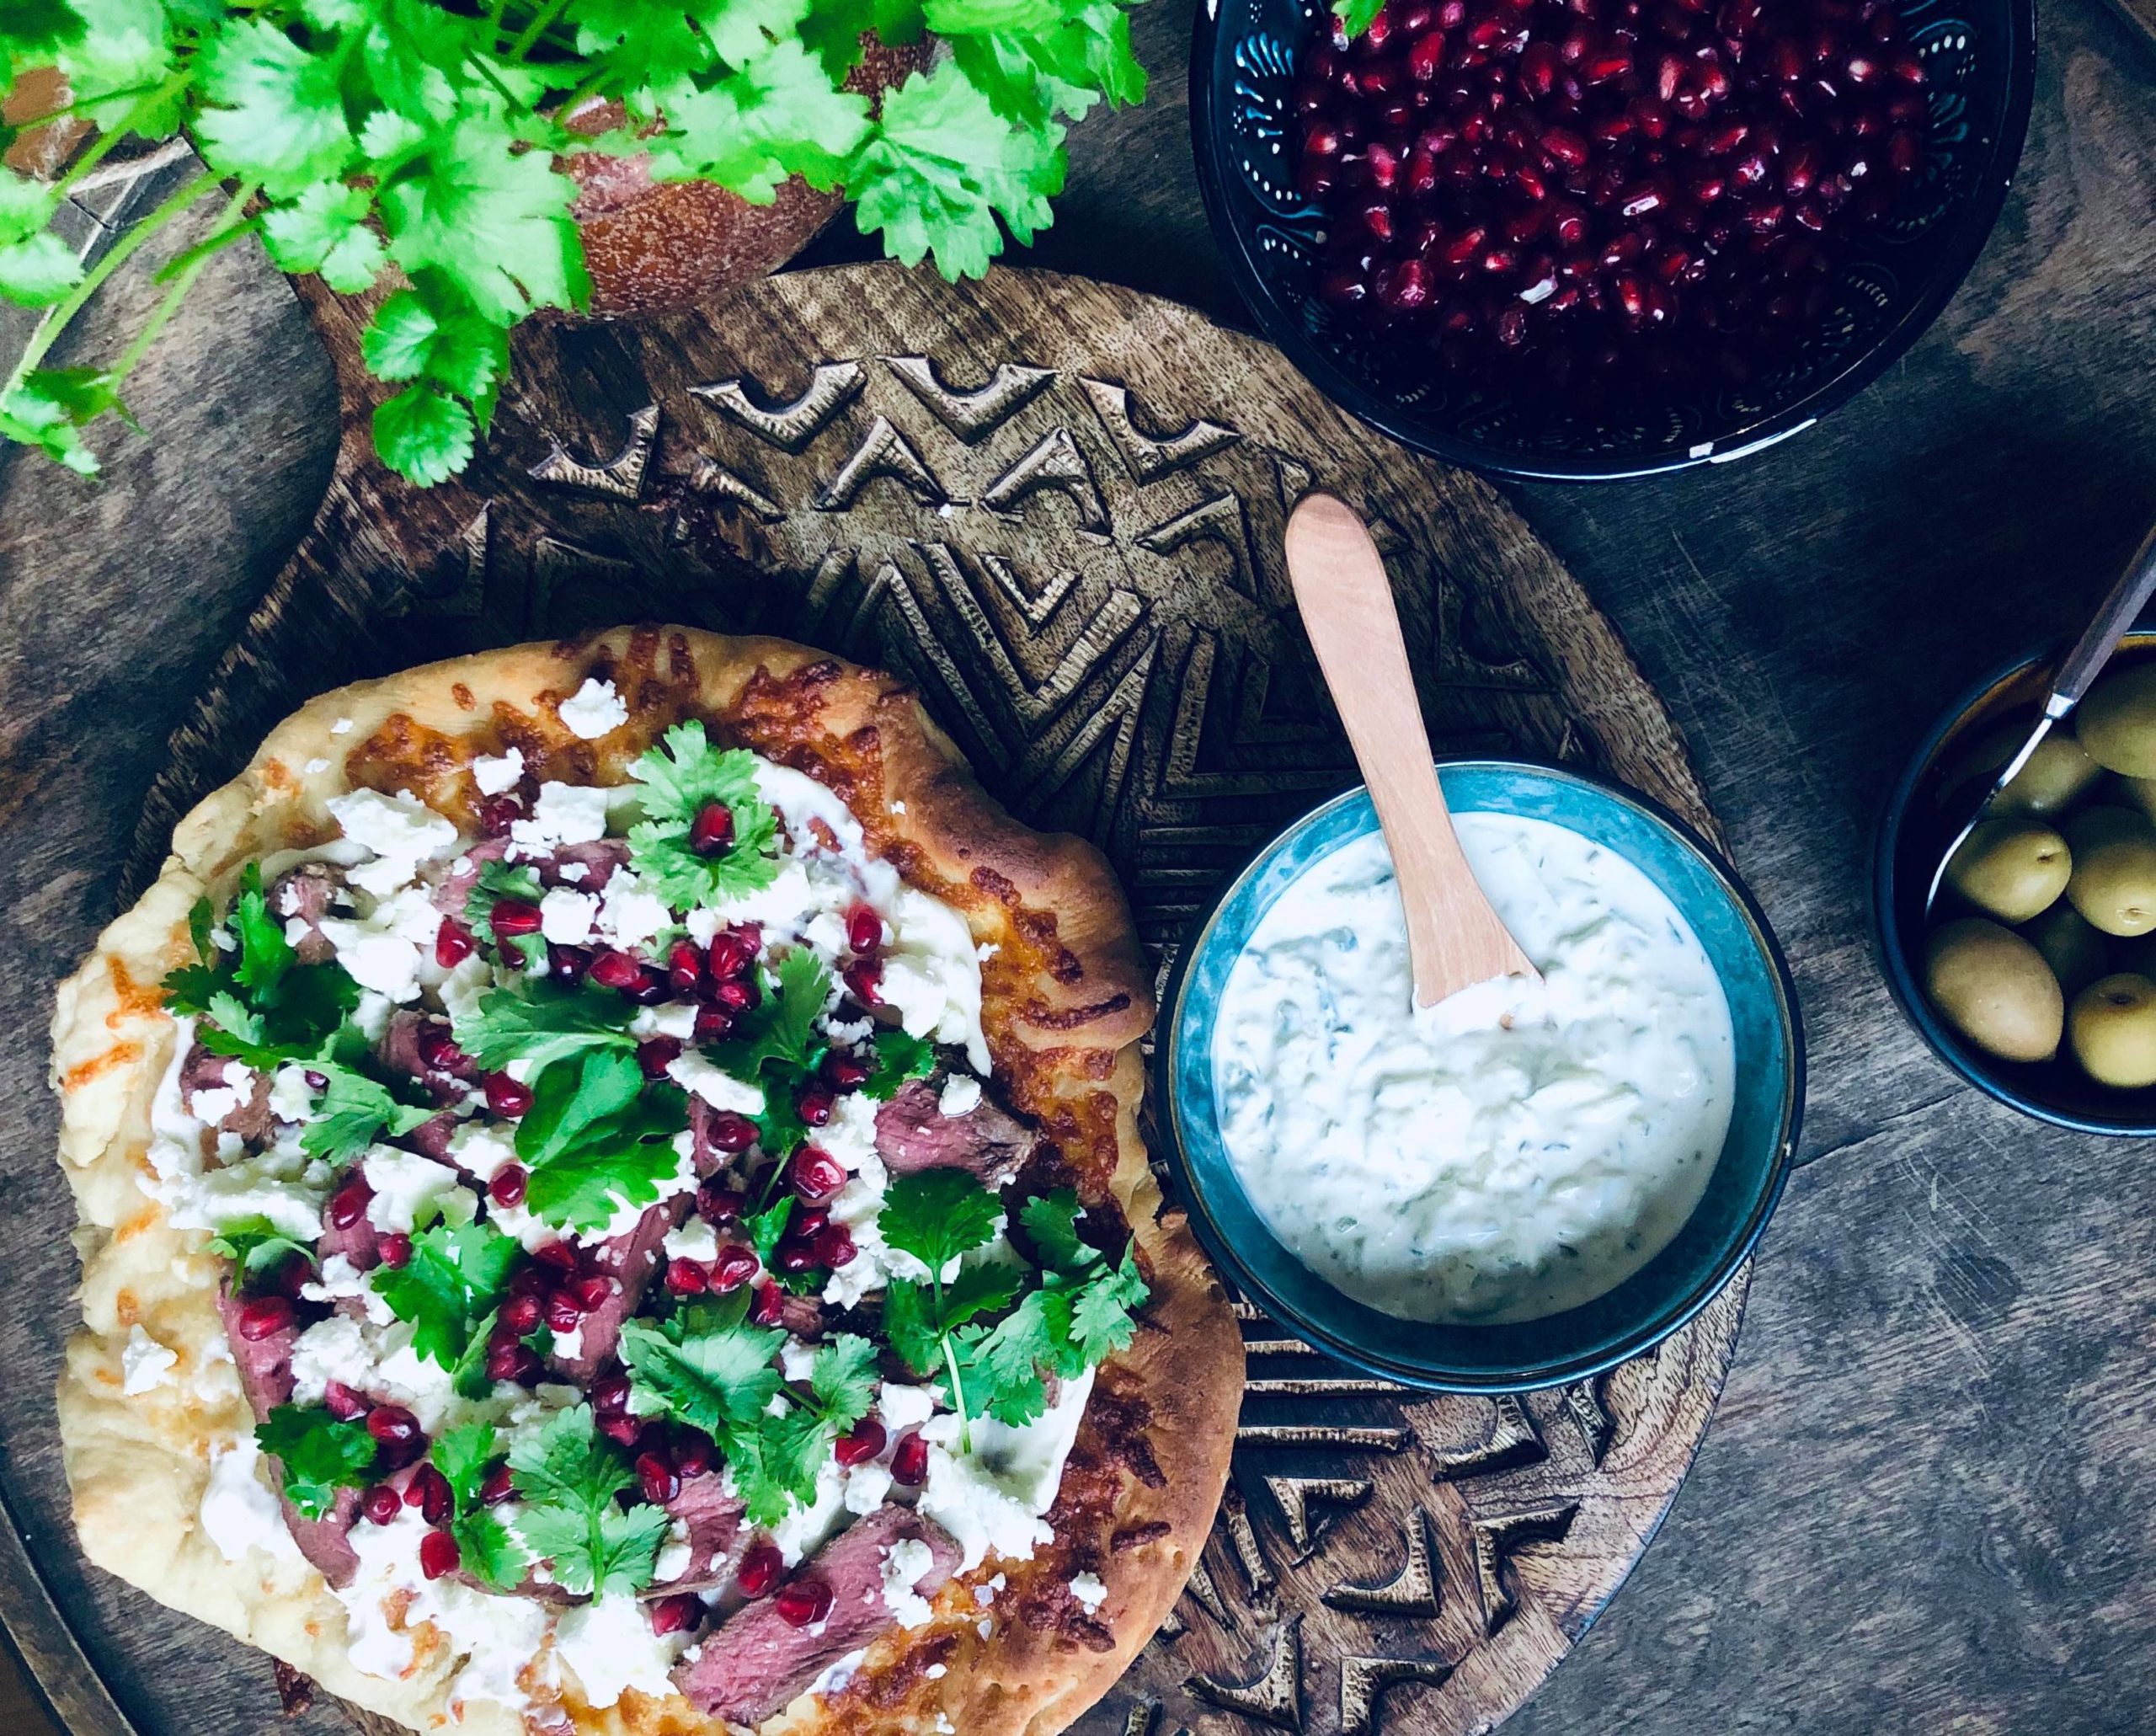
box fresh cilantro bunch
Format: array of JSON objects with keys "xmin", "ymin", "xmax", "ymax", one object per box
[
  {"xmin": 878, "ymin": 1174, "xmax": 1146, "ymax": 1450},
  {"xmin": 619, "ymin": 1290, "xmax": 877, "ymax": 1523},
  {"xmin": 372, "ymin": 1218, "xmax": 520, "ymax": 1369},
  {"xmin": 2, "ymin": 0, "xmax": 1151, "ymax": 483},
  {"xmin": 624, "ymin": 723, "xmax": 779, "ymax": 911},
  {"xmin": 162, "ymin": 865, "xmax": 359, "ymax": 1067},
  {"xmin": 508, "ymin": 1403, "xmax": 671, "ymax": 1596}
]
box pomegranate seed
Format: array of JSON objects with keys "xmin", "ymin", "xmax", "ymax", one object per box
[
  {"xmin": 487, "ymin": 1342, "xmax": 542, "ymax": 1384},
  {"xmin": 536, "ymin": 1242, "xmax": 579, "ymax": 1274},
  {"xmin": 323, "ymin": 1381, "xmax": 369, "ymax": 1421},
  {"xmin": 501, "ymin": 1293, "xmax": 543, "ymax": 1336},
  {"xmin": 652, "ymin": 1593, "xmax": 702, "ymax": 1636},
  {"xmin": 404, "ymin": 1465, "xmax": 453, "ymax": 1525},
  {"xmin": 637, "ymin": 1450, "xmax": 681, "ymax": 1506},
  {"xmin": 481, "ymin": 1463, "xmax": 516, "ymax": 1505},
  {"xmin": 693, "ymin": 1006, "xmax": 736, "ymax": 1045},
  {"xmin": 844, "ymin": 904, "xmax": 884, "ymax": 955},
  {"xmin": 776, "ymin": 1577, "xmax": 833, "ymax": 1627},
  {"xmin": 751, "ymin": 1280, "xmax": 786, "ymax": 1326},
  {"xmin": 573, "ymin": 1274, "xmax": 616, "ymax": 1311},
  {"xmin": 491, "ymin": 898, "xmax": 542, "ymax": 938},
  {"xmin": 814, "ymin": 1225, "xmax": 858, "ymax": 1269},
  {"xmin": 842, "ymin": 959, "xmax": 883, "ymax": 1006},
  {"xmin": 379, "ymin": 1232, "xmax": 414, "ymax": 1269},
  {"xmin": 890, "ymin": 1431, "xmax": 931, "ymax": 1486},
  {"xmin": 791, "ymin": 1146, "xmax": 846, "ymax": 1201},
  {"xmin": 588, "ymin": 949, "xmax": 643, "ymax": 992},
  {"xmin": 591, "ymin": 1372, "xmax": 632, "ymax": 1416},
  {"xmin": 550, "ymin": 943, "xmax": 590, "ymax": 983},
  {"xmin": 488, "ymin": 1164, "xmax": 528, "ymax": 1209},
  {"xmin": 327, "ymin": 1176, "xmax": 373, "ymax": 1231},
  {"xmin": 665, "ymin": 1257, "xmax": 709, "ymax": 1296},
  {"xmin": 435, "ymin": 920, "xmax": 476, "ymax": 969},
  {"xmin": 689, "ymin": 803, "xmax": 735, "ymax": 856},
  {"xmin": 738, "ymin": 1541, "xmax": 785, "ymax": 1598},
  {"xmin": 712, "ymin": 1246, "xmax": 760, "ymax": 1293},
  {"xmin": 367, "ymin": 1405, "xmax": 420, "ymax": 1448},
  {"xmin": 414, "ymin": 1021, "xmax": 465, "ymax": 1073},
  {"xmin": 638, "ymin": 1036, "xmax": 683, "ymax": 1079},
  {"xmin": 697, "ymin": 1181, "xmax": 747, "ymax": 1222},
  {"xmin": 546, "ymin": 1293, "xmax": 584, "ymax": 1334},
  {"xmin": 822, "ymin": 1052, "xmax": 870, "ymax": 1090},
  {"xmin": 478, "ymin": 795, "xmax": 522, "ymax": 836},
  {"xmin": 773, "ymin": 1239, "xmax": 819, "ymax": 1275},
  {"xmin": 705, "ymin": 929, "xmax": 756, "ymax": 979},
  {"xmin": 711, "ymin": 976, "xmax": 757, "ymax": 1013},
  {"xmin": 419, "ymin": 1529, "xmax": 461, "ymax": 1581},
  {"xmin": 675, "ymin": 1434, "xmax": 715, "ymax": 1479},
  {"xmin": 237, "ymin": 1296, "xmax": 293, "ymax": 1341},
  {"xmin": 600, "ymin": 1413, "xmax": 643, "ymax": 1446},
  {"xmin": 362, "ymin": 1484, "xmax": 403, "ymax": 1526},
  {"xmin": 835, "ymin": 1418, "xmax": 886, "ymax": 1466},
  {"xmin": 483, "ymin": 1072, "xmax": 533, "ymax": 1117}
]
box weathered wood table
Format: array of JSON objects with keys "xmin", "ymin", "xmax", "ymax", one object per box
[{"xmin": 7, "ymin": 0, "xmax": 2156, "ymax": 1727}]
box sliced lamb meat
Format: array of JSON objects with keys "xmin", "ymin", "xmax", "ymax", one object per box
[
  {"xmin": 180, "ymin": 1044, "xmax": 275, "ymax": 1146},
  {"xmin": 673, "ymin": 1506, "xmax": 960, "ymax": 1723},
  {"xmin": 377, "ymin": 1010, "xmax": 478, "ymax": 1104},
  {"xmin": 430, "ymin": 837, "xmax": 510, "ymax": 916},
  {"xmin": 644, "ymin": 1474, "xmax": 748, "ymax": 1598},
  {"xmin": 282, "ymin": 1485, "xmax": 362, "ymax": 1589},
  {"xmin": 216, "ymin": 1283, "xmax": 297, "ymax": 1418},
  {"xmin": 402, "ymin": 1109, "xmax": 463, "ymax": 1163},
  {"xmin": 544, "ymin": 838, "xmax": 629, "ymax": 891},
  {"xmin": 548, "ymin": 1199, "xmax": 685, "ymax": 1384},
  {"xmin": 270, "ymin": 863, "xmax": 340, "ymax": 964},
  {"xmin": 874, "ymin": 1077, "xmax": 1034, "ymax": 1184},
  {"xmin": 317, "ymin": 1212, "xmax": 380, "ymax": 1273},
  {"xmin": 778, "ymin": 1293, "xmax": 825, "ymax": 1339}
]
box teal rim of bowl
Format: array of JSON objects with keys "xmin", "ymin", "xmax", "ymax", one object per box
[{"xmin": 1156, "ymin": 757, "xmax": 1804, "ymax": 1393}]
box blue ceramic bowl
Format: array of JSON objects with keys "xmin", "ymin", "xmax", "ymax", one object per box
[
  {"xmin": 1875, "ymin": 631, "xmax": 2156, "ymax": 1135},
  {"xmin": 1156, "ymin": 758, "xmax": 1803, "ymax": 1391},
  {"xmin": 1187, "ymin": 0, "xmax": 2036, "ymax": 480}
]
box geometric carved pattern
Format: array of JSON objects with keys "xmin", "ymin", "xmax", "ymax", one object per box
[
  {"xmin": 1188, "ymin": 1616, "xmax": 1304, "ymax": 1731},
  {"xmin": 982, "ymin": 425, "xmax": 1109, "ymax": 533},
  {"xmin": 1081, "ymin": 376, "xmax": 1242, "ymax": 481},
  {"xmin": 1562, "ymin": 1378, "xmax": 1618, "ymax": 1466},
  {"xmin": 691, "ymin": 361, "xmax": 864, "ymax": 451},
  {"xmin": 1337, "ymin": 1656, "xmax": 1456, "ymax": 1736},
  {"xmin": 1136, "ymin": 492, "xmax": 1258, "ymax": 598},
  {"xmin": 686, "ymin": 454, "xmax": 782, "ymax": 521},
  {"xmin": 1219, "ymin": 1486, "xmax": 1277, "ymax": 1595},
  {"xmin": 885, "ymin": 354, "xmax": 1054, "ymax": 440},
  {"xmin": 814, "ymin": 413, "xmax": 949, "ymax": 510},
  {"xmin": 1265, "ymin": 1477, "xmax": 1373, "ymax": 1557},
  {"xmin": 1470, "ymin": 1502, "xmax": 1582, "ymax": 1637},
  {"xmin": 1321, "ymin": 1511, "xmax": 1440, "ymax": 1616},
  {"xmin": 526, "ymin": 402, "xmax": 659, "ymax": 498},
  {"xmin": 1428, "ymin": 1394, "xmax": 1547, "ymax": 1481}
]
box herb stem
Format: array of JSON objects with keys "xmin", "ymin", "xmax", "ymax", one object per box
[
  {"xmin": 930, "ymin": 1266, "xmax": 973, "ymax": 1454},
  {"xmin": 505, "ymin": 0, "xmax": 574, "ymax": 61}
]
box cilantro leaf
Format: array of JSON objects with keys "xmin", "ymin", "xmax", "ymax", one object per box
[
  {"xmin": 862, "ymin": 1028, "xmax": 937, "ymax": 1100},
  {"xmin": 807, "ymin": 1333, "xmax": 878, "ymax": 1433},
  {"xmin": 734, "ymin": 1407, "xmax": 830, "ymax": 1524},
  {"xmin": 516, "ymin": 1055, "xmax": 690, "ymax": 1232},
  {"xmin": 1067, "ymin": 1246, "xmax": 1148, "ymax": 1364},
  {"xmin": 372, "ymin": 1221, "xmax": 519, "ymax": 1367},
  {"xmin": 257, "ymin": 1403, "xmax": 376, "ymax": 1520},
  {"xmin": 230, "ymin": 862, "xmax": 295, "ymax": 996},
  {"xmin": 744, "ymin": 1195, "xmax": 794, "ymax": 1267},
  {"xmin": 1332, "ymin": 0, "xmax": 1384, "ymax": 32},
  {"xmin": 645, "ymin": 40, "xmax": 870, "ymax": 203},
  {"xmin": 261, "ymin": 180, "xmax": 387, "ymax": 292},
  {"xmin": 205, "ymin": 990, "xmax": 264, "ymax": 1046},
  {"xmin": 619, "ymin": 1293, "xmax": 784, "ymax": 1435},
  {"xmin": 878, "ymin": 1169, "xmax": 1004, "ymax": 1274},
  {"xmin": 508, "ymin": 1404, "xmax": 665, "ymax": 1597},
  {"xmin": 432, "ymin": 1421, "xmax": 499, "ymax": 1509},
  {"xmin": 1017, "ymin": 1188, "xmax": 1089, "ymax": 1272},
  {"xmin": 516, "ymin": 1046, "xmax": 643, "ymax": 1167},
  {"xmin": 622, "ymin": 722, "xmax": 780, "ymax": 909},
  {"xmin": 711, "ymin": 948, "xmax": 830, "ymax": 1079},
  {"xmin": 205, "ymin": 1216, "xmax": 316, "ymax": 1286},
  {"xmin": 952, "ymin": 1289, "xmax": 1057, "ymax": 1425},
  {"xmin": 0, "ymin": 231, "xmax": 83, "ymax": 305},
  {"xmin": 452, "ymin": 980, "xmax": 638, "ymax": 1074},
  {"xmin": 299, "ymin": 1062, "xmax": 435, "ymax": 1165},
  {"xmin": 364, "ymin": 288, "xmax": 507, "ymax": 403},
  {"xmin": 194, "ymin": 15, "xmax": 356, "ymax": 196},
  {"xmin": 375, "ymin": 383, "xmax": 475, "ymax": 489}
]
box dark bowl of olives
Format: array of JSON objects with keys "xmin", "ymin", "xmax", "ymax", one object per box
[{"xmin": 1876, "ymin": 631, "xmax": 2156, "ymax": 1134}]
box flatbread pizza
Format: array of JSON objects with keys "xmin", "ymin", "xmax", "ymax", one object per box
[{"xmin": 51, "ymin": 626, "xmax": 1243, "ymax": 1734}]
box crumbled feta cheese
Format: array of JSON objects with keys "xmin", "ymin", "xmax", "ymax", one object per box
[
  {"xmin": 877, "ymin": 887, "xmax": 989, "ymax": 1072},
  {"xmin": 552, "ymin": 1326, "xmax": 584, "ymax": 1363},
  {"xmin": 290, "ymin": 1316, "xmax": 375, "ymax": 1407},
  {"xmin": 597, "ymin": 871, "xmax": 670, "ymax": 951},
  {"xmin": 632, "ymin": 1002, "xmax": 699, "ymax": 1041},
  {"xmin": 664, "ymin": 1217, "xmax": 719, "ymax": 1263},
  {"xmin": 472, "ymin": 748, "xmax": 525, "ymax": 795},
  {"xmin": 319, "ymin": 884, "xmax": 445, "ymax": 1002},
  {"xmin": 921, "ymin": 1370, "xmax": 1094, "ymax": 1573},
  {"xmin": 559, "ymin": 677, "xmax": 630, "ymax": 740},
  {"xmin": 303, "ymin": 1253, "xmax": 396, "ymax": 1325},
  {"xmin": 363, "ymin": 1146, "xmax": 475, "ymax": 1234},
  {"xmin": 121, "ymin": 1325, "xmax": 178, "ymax": 1395},
  {"xmin": 1069, "ymin": 1572, "xmax": 1107, "ymax": 1613},
  {"xmin": 446, "ymin": 1120, "xmax": 520, "ymax": 1183},
  {"xmin": 891, "ymin": 801, "xmax": 907, "ymax": 816},
  {"xmin": 666, "ymin": 1050, "xmax": 765, "ymax": 1115},
  {"xmin": 654, "ymin": 1519, "xmax": 694, "ymax": 1583},
  {"xmin": 937, "ymin": 1075, "xmax": 983, "ymax": 1118},
  {"xmin": 781, "ymin": 1341, "xmax": 818, "ymax": 1382},
  {"xmin": 511, "ymin": 782, "xmax": 610, "ymax": 850},
  {"xmin": 327, "ymin": 788, "xmax": 460, "ymax": 899},
  {"xmin": 269, "ymin": 1065, "xmax": 318, "ymax": 1124},
  {"xmin": 200, "ymin": 1437, "xmax": 302, "ymax": 1565},
  {"xmin": 882, "ymin": 1536, "xmax": 938, "ymax": 1627},
  {"xmin": 880, "ymin": 1381, "xmax": 937, "ymax": 1432},
  {"xmin": 189, "ymin": 1086, "xmax": 238, "ymax": 1125},
  {"xmin": 808, "ymin": 1648, "xmax": 867, "ymax": 1699},
  {"xmin": 304, "ymin": 757, "xmax": 330, "ymax": 776},
  {"xmin": 926, "ymin": 1662, "xmax": 947, "ymax": 1680},
  {"xmin": 157, "ymin": 1144, "xmax": 328, "ymax": 1242},
  {"xmin": 552, "ymin": 1594, "xmax": 682, "ymax": 1708},
  {"xmin": 558, "ymin": 862, "xmax": 589, "ymax": 884},
  {"xmin": 769, "ymin": 1461, "xmax": 851, "ymax": 1565},
  {"xmin": 539, "ymin": 886, "xmax": 599, "ymax": 945},
  {"xmin": 843, "ymin": 1462, "xmax": 894, "ymax": 1515}
]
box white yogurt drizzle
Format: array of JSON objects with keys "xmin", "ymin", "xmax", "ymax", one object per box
[{"xmin": 1210, "ymin": 814, "xmax": 1736, "ymax": 1324}]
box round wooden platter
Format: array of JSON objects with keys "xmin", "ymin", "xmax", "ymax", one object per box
[{"xmin": 16, "ymin": 259, "xmax": 1748, "ymax": 1736}]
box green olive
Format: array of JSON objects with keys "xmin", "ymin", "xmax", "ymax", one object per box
[
  {"xmin": 1996, "ymin": 734, "xmax": 2105, "ymax": 816},
  {"xmin": 2075, "ymin": 665, "xmax": 2156, "ymax": 777},
  {"xmin": 2065, "ymin": 806, "xmax": 2156, "ymax": 936},
  {"xmin": 2024, "ymin": 904, "xmax": 2111, "ymax": 998},
  {"xmin": 1942, "ymin": 817, "xmax": 2070, "ymax": 923},
  {"xmin": 2116, "ymin": 774, "xmax": 2156, "ymax": 823},
  {"xmin": 1924, "ymin": 918, "xmax": 2064, "ymax": 1065},
  {"xmin": 2070, "ymin": 972, "xmax": 2156, "ymax": 1087}
]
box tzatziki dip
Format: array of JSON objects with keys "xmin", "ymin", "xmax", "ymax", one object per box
[{"xmin": 1209, "ymin": 813, "xmax": 1736, "ymax": 1324}]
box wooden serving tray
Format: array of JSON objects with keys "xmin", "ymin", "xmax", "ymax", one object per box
[{"xmin": 12, "ymin": 259, "xmax": 1748, "ymax": 1736}]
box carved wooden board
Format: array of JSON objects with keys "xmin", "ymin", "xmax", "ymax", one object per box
[{"xmin": 43, "ymin": 259, "xmax": 1748, "ymax": 1736}]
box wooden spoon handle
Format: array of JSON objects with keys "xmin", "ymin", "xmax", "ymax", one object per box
[{"xmin": 1285, "ymin": 494, "xmax": 1538, "ymax": 1006}]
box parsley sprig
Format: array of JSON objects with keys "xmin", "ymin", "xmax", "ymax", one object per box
[
  {"xmin": 506, "ymin": 1404, "xmax": 670, "ymax": 1598},
  {"xmin": 6, "ymin": 0, "xmax": 1150, "ymax": 483},
  {"xmin": 161, "ymin": 864, "xmax": 358, "ymax": 1069},
  {"xmin": 878, "ymin": 1176, "xmax": 1147, "ymax": 1450},
  {"xmin": 624, "ymin": 724, "xmax": 780, "ymax": 911},
  {"xmin": 618, "ymin": 1291, "xmax": 876, "ymax": 1524}
]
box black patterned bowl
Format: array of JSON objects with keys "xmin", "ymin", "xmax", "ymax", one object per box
[{"xmin": 1187, "ymin": 0, "xmax": 2036, "ymax": 480}]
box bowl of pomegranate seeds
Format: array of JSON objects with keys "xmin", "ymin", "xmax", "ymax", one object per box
[{"xmin": 1190, "ymin": 0, "xmax": 2034, "ymax": 478}]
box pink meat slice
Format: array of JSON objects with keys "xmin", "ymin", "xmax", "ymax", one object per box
[
  {"xmin": 270, "ymin": 863, "xmax": 341, "ymax": 964},
  {"xmin": 548, "ymin": 1199, "xmax": 685, "ymax": 1384},
  {"xmin": 378, "ymin": 1009, "xmax": 478, "ymax": 1103},
  {"xmin": 874, "ymin": 1078, "xmax": 1034, "ymax": 1184},
  {"xmin": 643, "ymin": 1474, "xmax": 749, "ymax": 1598},
  {"xmin": 180, "ymin": 1044, "xmax": 275, "ymax": 1146},
  {"xmin": 672, "ymin": 1506, "xmax": 961, "ymax": 1723}
]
